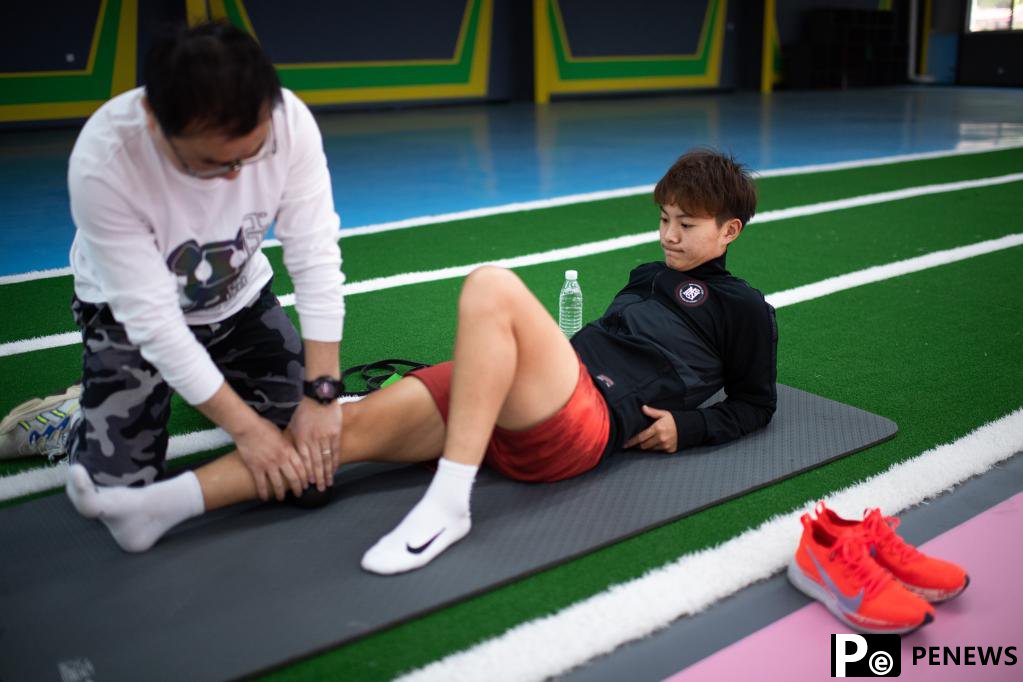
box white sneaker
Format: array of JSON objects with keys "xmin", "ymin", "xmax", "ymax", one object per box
[{"xmin": 0, "ymin": 384, "xmax": 83, "ymax": 461}]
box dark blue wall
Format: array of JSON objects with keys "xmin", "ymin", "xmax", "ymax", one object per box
[
  {"xmin": 1, "ymin": 1, "xmax": 102, "ymax": 72},
  {"xmin": 246, "ymin": 1, "xmax": 468, "ymax": 63},
  {"xmin": 557, "ymin": 0, "xmax": 708, "ymax": 57}
]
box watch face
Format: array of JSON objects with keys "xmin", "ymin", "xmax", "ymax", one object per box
[{"xmin": 316, "ymin": 381, "xmax": 336, "ymax": 400}]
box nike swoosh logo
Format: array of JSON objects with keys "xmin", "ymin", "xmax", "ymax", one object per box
[
  {"xmin": 806, "ymin": 547, "xmax": 864, "ymax": 613},
  {"xmin": 406, "ymin": 528, "xmax": 445, "ymax": 555}
]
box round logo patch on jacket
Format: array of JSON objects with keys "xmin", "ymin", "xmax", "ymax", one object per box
[{"xmin": 676, "ymin": 280, "xmax": 708, "ymax": 307}]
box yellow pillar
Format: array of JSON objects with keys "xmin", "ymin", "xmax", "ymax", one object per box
[
  {"xmin": 920, "ymin": 0, "xmax": 933, "ymax": 77},
  {"xmin": 185, "ymin": 0, "xmax": 209, "ymax": 26},
  {"xmin": 533, "ymin": 0, "xmax": 552, "ymax": 103},
  {"xmin": 760, "ymin": 0, "xmax": 776, "ymax": 94},
  {"xmin": 111, "ymin": 0, "xmax": 138, "ymax": 95}
]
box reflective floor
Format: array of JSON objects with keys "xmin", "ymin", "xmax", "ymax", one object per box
[{"xmin": 1, "ymin": 86, "xmax": 1022, "ymax": 276}]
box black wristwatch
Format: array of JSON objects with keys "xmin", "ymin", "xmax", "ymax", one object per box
[{"xmin": 303, "ymin": 376, "xmax": 344, "ymax": 404}]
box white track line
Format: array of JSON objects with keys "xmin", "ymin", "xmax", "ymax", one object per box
[
  {"xmin": 0, "ymin": 265, "xmax": 74, "ymax": 285},
  {"xmin": 0, "ymin": 331, "xmax": 80, "ymax": 358},
  {"xmin": 749, "ymin": 172, "xmax": 1023, "ymax": 224},
  {"xmin": 2, "ymin": 171, "xmax": 1022, "ymax": 360},
  {"xmin": 751, "ymin": 142, "xmax": 1023, "ymax": 177},
  {"xmin": 2, "ymin": 143, "xmax": 1022, "ymax": 286},
  {"xmin": 398, "ymin": 407, "xmax": 1023, "ymax": 682},
  {"xmin": 765, "ymin": 233, "xmax": 1023, "ymax": 308},
  {"xmin": 2, "ymin": 232, "xmax": 1020, "ymax": 501}
]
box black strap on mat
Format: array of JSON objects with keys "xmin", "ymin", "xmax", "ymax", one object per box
[{"xmin": 340, "ymin": 358, "xmax": 431, "ymax": 396}]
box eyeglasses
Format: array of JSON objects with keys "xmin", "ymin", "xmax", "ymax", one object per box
[{"xmin": 165, "ymin": 122, "xmax": 277, "ymax": 179}]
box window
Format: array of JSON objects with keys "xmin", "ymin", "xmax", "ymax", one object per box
[{"xmin": 968, "ymin": 0, "xmax": 1023, "ymax": 32}]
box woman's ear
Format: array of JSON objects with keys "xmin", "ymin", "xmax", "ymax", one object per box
[{"xmin": 722, "ymin": 218, "xmax": 744, "ymax": 245}]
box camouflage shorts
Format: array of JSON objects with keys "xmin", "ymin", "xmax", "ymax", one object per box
[{"xmin": 69, "ymin": 283, "xmax": 304, "ymax": 486}]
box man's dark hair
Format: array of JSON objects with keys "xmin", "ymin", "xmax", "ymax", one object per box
[
  {"xmin": 144, "ymin": 21, "xmax": 282, "ymax": 138},
  {"xmin": 653, "ymin": 149, "xmax": 757, "ymax": 227}
]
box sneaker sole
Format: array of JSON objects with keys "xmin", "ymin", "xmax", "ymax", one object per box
[
  {"xmin": 0, "ymin": 384, "xmax": 82, "ymax": 434},
  {"xmin": 786, "ymin": 559, "xmax": 932, "ymax": 635},
  {"xmin": 901, "ymin": 574, "xmax": 970, "ymax": 603}
]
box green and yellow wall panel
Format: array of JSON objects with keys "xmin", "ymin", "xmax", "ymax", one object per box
[
  {"xmin": 0, "ymin": 0, "xmax": 137, "ymax": 123},
  {"xmin": 533, "ymin": 0, "xmax": 729, "ymax": 103},
  {"xmin": 210, "ymin": 0, "xmax": 493, "ymax": 106}
]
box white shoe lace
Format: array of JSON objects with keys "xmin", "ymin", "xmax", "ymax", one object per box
[
  {"xmin": 24, "ymin": 405, "xmax": 83, "ymax": 462},
  {"xmin": 42, "ymin": 415, "xmax": 81, "ymax": 462}
]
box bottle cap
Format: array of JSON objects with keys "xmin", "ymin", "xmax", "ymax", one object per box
[{"xmin": 565, "ymin": 269, "xmax": 578, "ymax": 281}]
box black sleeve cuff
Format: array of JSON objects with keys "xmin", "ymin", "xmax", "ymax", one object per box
[{"xmin": 672, "ymin": 409, "xmax": 707, "ymax": 450}]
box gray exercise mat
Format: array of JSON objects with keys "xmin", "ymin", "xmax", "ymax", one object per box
[{"xmin": 0, "ymin": 385, "xmax": 896, "ymax": 682}]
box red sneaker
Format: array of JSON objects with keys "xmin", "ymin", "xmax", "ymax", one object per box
[
  {"xmin": 814, "ymin": 502, "xmax": 969, "ymax": 603},
  {"xmin": 788, "ymin": 513, "xmax": 935, "ymax": 634}
]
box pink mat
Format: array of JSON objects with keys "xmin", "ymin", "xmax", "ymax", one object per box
[{"xmin": 668, "ymin": 493, "xmax": 1023, "ymax": 682}]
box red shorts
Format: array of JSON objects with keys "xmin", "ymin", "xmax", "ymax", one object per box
[{"xmin": 408, "ymin": 356, "xmax": 610, "ymax": 483}]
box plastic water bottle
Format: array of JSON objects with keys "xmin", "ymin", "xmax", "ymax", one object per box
[{"xmin": 558, "ymin": 269, "xmax": 583, "ymax": 337}]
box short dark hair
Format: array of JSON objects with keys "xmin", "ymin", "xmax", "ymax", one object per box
[
  {"xmin": 143, "ymin": 21, "xmax": 282, "ymax": 138},
  {"xmin": 653, "ymin": 149, "xmax": 757, "ymax": 227}
]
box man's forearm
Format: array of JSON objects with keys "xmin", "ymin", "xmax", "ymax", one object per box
[
  {"xmin": 304, "ymin": 339, "xmax": 341, "ymax": 380},
  {"xmin": 197, "ymin": 341, "xmax": 340, "ymax": 442},
  {"xmin": 196, "ymin": 381, "xmax": 263, "ymax": 439}
]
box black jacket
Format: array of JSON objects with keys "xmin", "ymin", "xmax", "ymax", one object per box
[{"xmin": 570, "ymin": 255, "xmax": 777, "ymax": 454}]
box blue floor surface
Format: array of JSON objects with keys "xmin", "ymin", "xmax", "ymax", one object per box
[{"xmin": 1, "ymin": 86, "xmax": 1021, "ymax": 276}]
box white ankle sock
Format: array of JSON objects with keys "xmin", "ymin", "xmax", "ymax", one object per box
[
  {"xmin": 66, "ymin": 464, "xmax": 205, "ymax": 553},
  {"xmin": 361, "ymin": 457, "xmax": 478, "ymax": 575}
]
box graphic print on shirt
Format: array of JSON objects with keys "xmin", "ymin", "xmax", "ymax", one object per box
[
  {"xmin": 675, "ymin": 279, "xmax": 708, "ymax": 307},
  {"xmin": 166, "ymin": 211, "xmax": 270, "ymax": 313}
]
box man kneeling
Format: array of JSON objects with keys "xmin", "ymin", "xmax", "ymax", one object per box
[{"xmin": 66, "ymin": 149, "xmax": 777, "ymax": 574}]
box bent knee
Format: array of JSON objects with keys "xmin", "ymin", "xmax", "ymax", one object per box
[
  {"xmin": 464, "ymin": 265, "xmax": 523, "ymax": 291},
  {"xmin": 460, "ymin": 266, "xmax": 526, "ymax": 314}
]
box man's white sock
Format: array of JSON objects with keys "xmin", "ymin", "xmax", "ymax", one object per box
[
  {"xmin": 361, "ymin": 457, "xmax": 477, "ymax": 575},
  {"xmin": 66, "ymin": 463, "xmax": 205, "ymax": 552}
]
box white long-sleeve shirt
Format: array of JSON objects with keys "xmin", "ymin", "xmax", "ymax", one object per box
[{"xmin": 69, "ymin": 87, "xmax": 344, "ymax": 405}]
